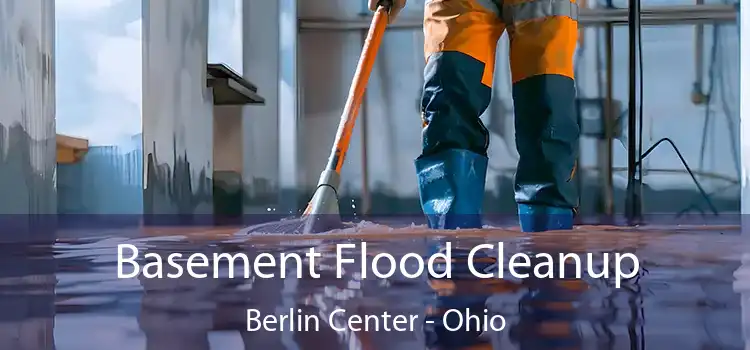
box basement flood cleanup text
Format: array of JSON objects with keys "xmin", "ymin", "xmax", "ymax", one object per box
[
  {"xmin": 117, "ymin": 242, "xmax": 640, "ymax": 287},
  {"xmin": 117, "ymin": 242, "xmax": 640, "ymax": 333}
]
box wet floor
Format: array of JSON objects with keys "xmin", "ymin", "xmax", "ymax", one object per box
[{"xmin": 2, "ymin": 223, "xmax": 748, "ymax": 350}]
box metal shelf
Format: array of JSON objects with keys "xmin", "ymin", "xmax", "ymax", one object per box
[
  {"xmin": 299, "ymin": 4, "xmax": 737, "ymax": 31},
  {"xmin": 206, "ymin": 63, "xmax": 265, "ymax": 106}
]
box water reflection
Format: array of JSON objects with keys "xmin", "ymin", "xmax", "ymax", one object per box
[
  {"xmin": 0, "ymin": 227, "xmax": 742, "ymax": 349},
  {"xmin": 734, "ymin": 229, "xmax": 750, "ymax": 350},
  {"xmin": 506, "ymin": 245, "xmax": 591, "ymax": 349},
  {"xmin": 0, "ymin": 244, "xmax": 56, "ymax": 350},
  {"xmin": 422, "ymin": 238, "xmax": 639, "ymax": 349}
]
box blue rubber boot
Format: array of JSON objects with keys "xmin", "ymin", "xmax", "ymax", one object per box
[
  {"xmin": 512, "ymin": 74, "xmax": 579, "ymax": 233},
  {"xmin": 415, "ymin": 149, "xmax": 488, "ymax": 230},
  {"xmin": 518, "ymin": 204, "xmax": 574, "ymax": 232}
]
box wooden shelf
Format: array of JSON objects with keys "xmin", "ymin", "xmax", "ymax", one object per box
[{"xmin": 56, "ymin": 134, "xmax": 89, "ymax": 164}]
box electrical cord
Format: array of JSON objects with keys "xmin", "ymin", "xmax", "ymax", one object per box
[
  {"xmin": 626, "ymin": 0, "xmax": 720, "ymax": 218},
  {"xmin": 489, "ymin": 0, "xmax": 726, "ymax": 217},
  {"xmin": 600, "ymin": 0, "xmax": 731, "ymax": 217}
]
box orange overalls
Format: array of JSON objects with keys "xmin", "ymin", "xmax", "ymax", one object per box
[{"xmin": 416, "ymin": 0, "xmax": 580, "ymax": 231}]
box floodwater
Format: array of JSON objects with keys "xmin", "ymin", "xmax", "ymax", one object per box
[{"xmin": 3, "ymin": 223, "xmax": 748, "ymax": 350}]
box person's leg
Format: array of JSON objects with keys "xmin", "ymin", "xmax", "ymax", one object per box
[
  {"xmin": 506, "ymin": 0, "xmax": 580, "ymax": 232},
  {"xmin": 418, "ymin": 0, "xmax": 505, "ymax": 230}
]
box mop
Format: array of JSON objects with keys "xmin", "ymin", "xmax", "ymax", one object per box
[{"xmin": 238, "ymin": 1, "xmax": 393, "ymax": 235}]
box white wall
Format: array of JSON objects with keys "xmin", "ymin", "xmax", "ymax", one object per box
[
  {"xmin": 740, "ymin": 0, "xmax": 749, "ymax": 216},
  {"xmin": 241, "ymin": 0, "xmax": 282, "ymax": 213},
  {"xmin": 738, "ymin": 0, "xmax": 749, "ymax": 347},
  {"xmin": 0, "ymin": 0, "xmax": 56, "ymax": 336},
  {"xmin": 142, "ymin": 0, "xmax": 214, "ymax": 216},
  {"xmin": 0, "ymin": 0, "xmax": 57, "ymax": 217}
]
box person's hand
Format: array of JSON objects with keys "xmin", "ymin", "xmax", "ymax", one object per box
[{"xmin": 368, "ymin": 0, "xmax": 407, "ymax": 23}]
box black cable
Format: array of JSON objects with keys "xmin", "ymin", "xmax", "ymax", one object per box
[{"xmin": 637, "ymin": 138, "xmax": 719, "ymax": 215}]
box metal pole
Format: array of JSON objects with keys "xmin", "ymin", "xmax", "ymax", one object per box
[
  {"xmin": 603, "ymin": 19, "xmax": 615, "ymax": 219},
  {"xmin": 625, "ymin": 0, "xmax": 642, "ymax": 224},
  {"xmin": 360, "ymin": 29, "xmax": 372, "ymax": 217},
  {"xmin": 694, "ymin": 0, "xmax": 705, "ymax": 104}
]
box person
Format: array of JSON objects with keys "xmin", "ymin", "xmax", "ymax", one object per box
[{"xmin": 368, "ymin": 0, "xmax": 580, "ymax": 232}]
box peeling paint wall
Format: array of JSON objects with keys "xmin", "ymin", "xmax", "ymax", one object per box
[
  {"xmin": 0, "ymin": 0, "xmax": 56, "ymax": 216},
  {"xmin": 0, "ymin": 0, "xmax": 56, "ymax": 340},
  {"xmin": 142, "ymin": 0, "xmax": 214, "ymax": 218}
]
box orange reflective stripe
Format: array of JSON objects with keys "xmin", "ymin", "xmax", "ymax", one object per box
[
  {"xmin": 502, "ymin": 0, "xmax": 579, "ymax": 30},
  {"xmin": 538, "ymin": 321, "xmax": 574, "ymax": 336},
  {"xmin": 568, "ymin": 159, "xmax": 577, "ymax": 182},
  {"xmin": 424, "ymin": 0, "xmax": 504, "ymax": 86}
]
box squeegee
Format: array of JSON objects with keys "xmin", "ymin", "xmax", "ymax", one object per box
[{"xmin": 241, "ymin": 0, "xmax": 392, "ymax": 234}]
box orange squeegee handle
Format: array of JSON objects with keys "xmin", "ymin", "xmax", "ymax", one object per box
[{"xmin": 324, "ymin": 4, "xmax": 390, "ymax": 174}]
